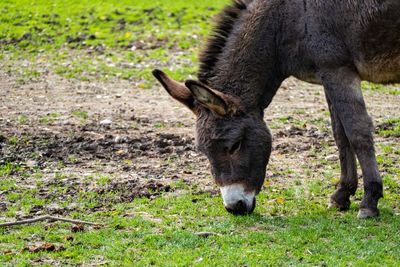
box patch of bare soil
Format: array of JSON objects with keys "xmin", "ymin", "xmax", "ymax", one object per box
[
  {"xmin": 0, "ymin": 70, "xmax": 399, "ymax": 216},
  {"xmin": 0, "ymin": 123, "xmax": 194, "ymax": 166}
]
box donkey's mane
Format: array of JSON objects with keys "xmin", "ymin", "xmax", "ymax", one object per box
[{"xmin": 198, "ymin": 0, "xmax": 252, "ymax": 83}]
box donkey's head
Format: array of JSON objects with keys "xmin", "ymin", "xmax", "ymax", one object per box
[{"xmin": 153, "ymin": 70, "xmax": 272, "ymax": 215}]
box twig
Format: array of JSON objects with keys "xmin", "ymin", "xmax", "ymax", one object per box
[
  {"xmin": 194, "ymin": 232, "xmax": 220, "ymax": 238},
  {"xmin": 0, "ymin": 215, "xmax": 104, "ymax": 227}
]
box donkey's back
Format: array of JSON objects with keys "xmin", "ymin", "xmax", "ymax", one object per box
[{"xmin": 288, "ymin": 0, "xmax": 400, "ymax": 84}]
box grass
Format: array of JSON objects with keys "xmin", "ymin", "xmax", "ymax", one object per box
[
  {"xmin": 1, "ymin": 0, "xmax": 400, "ymax": 266},
  {"xmin": 16, "ymin": 114, "xmax": 29, "ymax": 124},
  {"xmin": 362, "ymin": 82, "xmax": 400, "ymax": 96},
  {"xmin": 1, "ymin": 145, "xmax": 400, "ymax": 265},
  {"xmin": 377, "ymin": 118, "xmax": 400, "ymax": 137},
  {"xmin": 0, "ymin": 0, "xmax": 228, "ymax": 84},
  {"xmin": 1, "ymin": 183, "xmax": 400, "ymax": 265},
  {"xmin": 71, "ymin": 110, "xmax": 89, "ymax": 122},
  {"xmin": 39, "ymin": 113, "xmax": 59, "ymax": 124}
]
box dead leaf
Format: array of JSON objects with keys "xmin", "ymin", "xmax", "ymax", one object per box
[
  {"xmin": 276, "ymin": 197, "xmax": 285, "ymax": 204},
  {"xmin": 24, "ymin": 242, "xmax": 55, "ymax": 253},
  {"xmin": 64, "ymin": 235, "xmax": 74, "ymax": 241},
  {"xmin": 124, "ymin": 32, "xmax": 132, "ymax": 39},
  {"xmin": 71, "ymin": 224, "xmax": 85, "ymax": 232},
  {"xmin": 93, "ymin": 224, "xmax": 103, "ymax": 230},
  {"xmin": 264, "ymin": 181, "xmax": 271, "ymax": 187},
  {"xmin": 3, "ymin": 250, "xmax": 14, "ymax": 255}
]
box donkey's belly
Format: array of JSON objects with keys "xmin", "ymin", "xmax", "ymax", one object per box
[
  {"xmin": 355, "ymin": 1, "xmax": 400, "ymax": 84},
  {"xmin": 355, "ymin": 55, "xmax": 400, "ymax": 83}
]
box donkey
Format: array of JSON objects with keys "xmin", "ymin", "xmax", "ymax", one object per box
[{"xmin": 153, "ymin": 0, "xmax": 400, "ymax": 218}]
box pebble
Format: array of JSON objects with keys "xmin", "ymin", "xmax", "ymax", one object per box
[
  {"xmin": 99, "ymin": 119, "xmax": 112, "ymax": 126},
  {"xmin": 26, "ymin": 160, "xmax": 38, "ymax": 168},
  {"xmin": 325, "ymin": 154, "xmax": 339, "ymax": 161},
  {"xmin": 114, "ymin": 135, "xmax": 126, "ymax": 143},
  {"xmin": 0, "ymin": 202, "xmax": 7, "ymax": 211}
]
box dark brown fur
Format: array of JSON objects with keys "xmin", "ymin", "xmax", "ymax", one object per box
[
  {"xmin": 198, "ymin": 0, "xmax": 250, "ymax": 83},
  {"xmin": 153, "ymin": 0, "xmax": 400, "ymax": 217}
]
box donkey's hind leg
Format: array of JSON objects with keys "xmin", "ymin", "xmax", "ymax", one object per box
[
  {"xmin": 319, "ymin": 67, "xmax": 383, "ymax": 218},
  {"xmin": 326, "ymin": 97, "xmax": 358, "ymax": 211}
]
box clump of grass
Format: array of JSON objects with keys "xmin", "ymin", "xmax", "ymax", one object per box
[
  {"xmin": 377, "ymin": 118, "xmax": 400, "ymax": 137},
  {"xmin": 7, "ymin": 135, "xmax": 18, "ymax": 146},
  {"xmin": 0, "ymin": 162, "xmax": 20, "ymax": 177},
  {"xmin": 362, "ymin": 82, "xmax": 400, "ymax": 95},
  {"xmin": 153, "ymin": 121, "xmax": 167, "ymax": 129},
  {"xmin": 71, "ymin": 110, "xmax": 89, "ymax": 121},
  {"xmin": 97, "ymin": 175, "xmax": 112, "ymax": 186},
  {"xmin": 39, "ymin": 113, "xmax": 59, "ymax": 124},
  {"xmin": 16, "ymin": 114, "xmax": 29, "ymax": 124}
]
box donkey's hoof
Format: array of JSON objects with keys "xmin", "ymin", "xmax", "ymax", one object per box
[
  {"xmin": 357, "ymin": 208, "xmax": 379, "ymax": 219},
  {"xmin": 328, "ymin": 198, "xmax": 350, "ymax": 211}
]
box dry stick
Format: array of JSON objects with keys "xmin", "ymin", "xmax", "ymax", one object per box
[
  {"xmin": 0, "ymin": 215, "xmax": 104, "ymax": 227},
  {"xmin": 194, "ymin": 232, "xmax": 220, "ymax": 238}
]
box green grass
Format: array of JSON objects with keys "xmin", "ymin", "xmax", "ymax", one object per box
[
  {"xmin": 71, "ymin": 110, "xmax": 89, "ymax": 122},
  {"xmin": 16, "ymin": 114, "xmax": 29, "ymax": 124},
  {"xmin": 0, "ymin": 0, "xmax": 228, "ymax": 83},
  {"xmin": 39, "ymin": 112, "xmax": 59, "ymax": 124},
  {"xmin": 377, "ymin": 118, "xmax": 400, "ymax": 137},
  {"xmin": 1, "ymin": 185, "xmax": 400, "ymax": 266},
  {"xmin": 1, "ymin": 146, "xmax": 399, "ymax": 265},
  {"xmin": 362, "ymin": 82, "xmax": 400, "ymax": 96}
]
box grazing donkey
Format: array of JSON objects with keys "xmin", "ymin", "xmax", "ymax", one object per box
[{"xmin": 153, "ymin": 0, "xmax": 400, "ymax": 218}]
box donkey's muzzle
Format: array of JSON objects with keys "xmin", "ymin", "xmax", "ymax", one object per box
[
  {"xmin": 225, "ymin": 198, "xmax": 256, "ymax": 215},
  {"xmin": 220, "ymin": 184, "xmax": 256, "ymax": 215}
]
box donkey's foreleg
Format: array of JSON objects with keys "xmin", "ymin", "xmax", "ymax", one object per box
[
  {"xmin": 319, "ymin": 67, "xmax": 383, "ymax": 219},
  {"xmin": 326, "ymin": 97, "xmax": 358, "ymax": 211}
]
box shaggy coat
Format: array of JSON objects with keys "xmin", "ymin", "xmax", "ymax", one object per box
[{"xmin": 153, "ymin": 0, "xmax": 400, "ymax": 217}]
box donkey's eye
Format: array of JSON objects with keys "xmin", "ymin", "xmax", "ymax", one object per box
[{"xmin": 229, "ymin": 140, "xmax": 242, "ymax": 154}]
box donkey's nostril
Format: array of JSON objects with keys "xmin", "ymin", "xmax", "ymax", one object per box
[
  {"xmin": 236, "ymin": 199, "xmax": 246, "ymax": 210},
  {"xmin": 225, "ymin": 199, "xmax": 253, "ymax": 215}
]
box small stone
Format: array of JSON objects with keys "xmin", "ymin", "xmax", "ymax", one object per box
[
  {"xmin": 325, "ymin": 154, "xmax": 339, "ymax": 161},
  {"xmin": 99, "ymin": 119, "xmax": 112, "ymax": 126},
  {"xmin": 0, "ymin": 202, "xmax": 7, "ymax": 211},
  {"xmin": 60, "ymin": 119, "xmax": 71, "ymax": 125},
  {"xmin": 45, "ymin": 203, "xmax": 63, "ymax": 214},
  {"xmin": 114, "ymin": 135, "xmax": 126, "ymax": 143},
  {"xmin": 26, "ymin": 160, "xmax": 38, "ymax": 168}
]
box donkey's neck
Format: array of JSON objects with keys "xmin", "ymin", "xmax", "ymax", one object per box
[{"xmin": 204, "ymin": 0, "xmax": 284, "ymax": 111}]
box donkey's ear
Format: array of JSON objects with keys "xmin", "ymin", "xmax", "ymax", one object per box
[
  {"xmin": 152, "ymin": 69, "xmax": 196, "ymax": 111},
  {"xmin": 185, "ymin": 80, "xmax": 233, "ymax": 116}
]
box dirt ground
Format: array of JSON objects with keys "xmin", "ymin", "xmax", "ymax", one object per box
[{"xmin": 0, "ymin": 69, "xmax": 399, "ymax": 217}]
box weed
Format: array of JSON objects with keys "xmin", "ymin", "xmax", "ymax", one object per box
[
  {"xmin": 16, "ymin": 114, "xmax": 29, "ymax": 124},
  {"xmin": 39, "ymin": 113, "xmax": 59, "ymax": 124},
  {"xmin": 7, "ymin": 135, "xmax": 18, "ymax": 146},
  {"xmin": 362, "ymin": 82, "xmax": 400, "ymax": 95},
  {"xmin": 97, "ymin": 175, "xmax": 111, "ymax": 186},
  {"xmin": 72, "ymin": 110, "xmax": 89, "ymax": 121},
  {"xmin": 377, "ymin": 118, "xmax": 400, "ymax": 137}
]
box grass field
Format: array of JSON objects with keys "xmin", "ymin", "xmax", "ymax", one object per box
[
  {"xmin": 1, "ymin": 0, "xmax": 227, "ymax": 85},
  {"xmin": 1, "ymin": 0, "xmax": 400, "ymax": 266}
]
